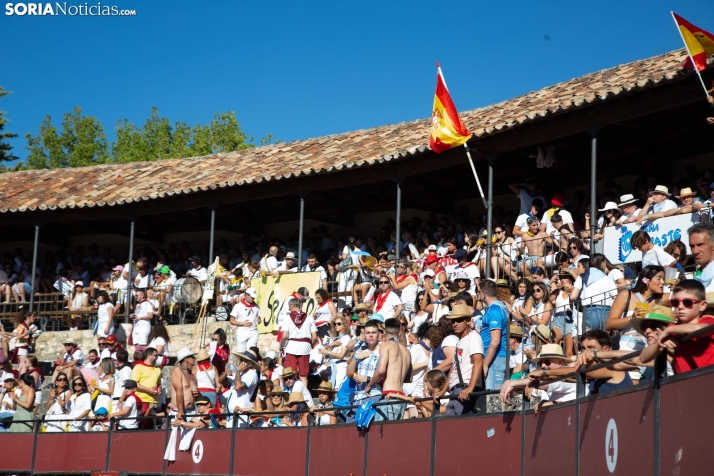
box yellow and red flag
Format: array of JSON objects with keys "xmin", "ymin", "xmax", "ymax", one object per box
[
  {"xmin": 430, "ymin": 62, "xmax": 472, "ymax": 154},
  {"xmin": 672, "ymin": 12, "xmax": 714, "ymax": 71}
]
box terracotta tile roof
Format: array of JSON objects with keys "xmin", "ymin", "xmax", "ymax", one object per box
[{"xmin": 0, "ymin": 49, "xmax": 689, "ymax": 214}]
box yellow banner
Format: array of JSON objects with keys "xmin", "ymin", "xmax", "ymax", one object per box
[{"xmin": 251, "ymin": 272, "xmax": 322, "ymax": 334}]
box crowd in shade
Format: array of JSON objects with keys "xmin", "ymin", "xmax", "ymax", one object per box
[{"xmin": 1, "ymin": 174, "xmax": 714, "ymax": 433}]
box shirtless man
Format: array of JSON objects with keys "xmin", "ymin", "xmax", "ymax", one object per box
[
  {"xmin": 364, "ymin": 318, "xmax": 411, "ymax": 421},
  {"xmin": 517, "ymin": 217, "xmax": 549, "ymax": 277},
  {"xmin": 170, "ymin": 348, "xmax": 198, "ymax": 421}
]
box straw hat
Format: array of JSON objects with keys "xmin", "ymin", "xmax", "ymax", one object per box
[
  {"xmin": 354, "ymin": 303, "xmax": 373, "ymax": 314},
  {"xmin": 532, "ymin": 343, "xmax": 573, "ymax": 364},
  {"xmin": 315, "ymin": 381, "xmax": 337, "ymax": 393},
  {"xmin": 233, "ymin": 349, "xmax": 259, "ymax": 366},
  {"xmin": 532, "ymin": 324, "xmax": 551, "ymax": 344},
  {"xmin": 495, "ymin": 279, "xmax": 510, "ymax": 287},
  {"xmin": 649, "ymin": 185, "xmax": 670, "ymax": 196},
  {"xmin": 286, "ymin": 391, "xmax": 306, "ymax": 406},
  {"xmin": 196, "ymin": 349, "xmax": 211, "ymax": 362},
  {"xmin": 445, "ymin": 304, "xmax": 472, "ymax": 319},
  {"xmin": 676, "ymin": 187, "xmax": 697, "ymax": 199},
  {"xmin": 508, "ymin": 324, "xmax": 525, "ymax": 338},
  {"xmin": 618, "ymin": 194, "xmax": 638, "ymax": 207},
  {"xmin": 280, "ymin": 367, "xmax": 297, "ymax": 379},
  {"xmin": 598, "ymin": 201, "xmax": 619, "ymax": 212},
  {"xmin": 631, "ymin": 305, "xmax": 676, "ymax": 335}
]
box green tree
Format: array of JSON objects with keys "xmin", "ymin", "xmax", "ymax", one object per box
[
  {"xmin": 25, "ymin": 106, "xmax": 109, "ymax": 169},
  {"xmin": 0, "ymin": 87, "xmax": 18, "ymax": 163}
]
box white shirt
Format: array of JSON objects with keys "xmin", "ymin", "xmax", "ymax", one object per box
[
  {"xmin": 148, "ymin": 337, "xmax": 169, "ymax": 358},
  {"xmin": 113, "ymin": 365, "xmax": 133, "ymax": 399},
  {"xmin": 449, "ymin": 331, "xmax": 485, "ymax": 389},
  {"xmin": 456, "ymin": 263, "xmax": 480, "ymax": 293},
  {"xmin": 230, "ymin": 301, "xmax": 260, "ymax": 333},
  {"xmin": 514, "ymin": 212, "xmax": 535, "ymax": 234},
  {"xmin": 187, "ymin": 267, "xmax": 207, "ymax": 283},
  {"xmin": 64, "ymin": 348, "xmax": 85, "ymax": 366},
  {"xmin": 118, "ymin": 395, "xmax": 140, "ymax": 429},
  {"xmin": 533, "ymin": 380, "xmax": 579, "ymax": 403},
  {"xmin": 284, "ymin": 315, "xmax": 317, "ymax": 355},
  {"xmin": 276, "ymin": 262, "xmax": 298, "ymax": 273},
  {"xmin": 404, "ymin": 343, "xmax": 429, "ymax": 397},
  {"xmin": 262, "ymin": 256, "xmax": 278, "ymax": 273},
  {"xmin": 133, "ymin": 300, "xmax": 154, "ymax": 332},
  {"xmin": 574, "ymin": 274, "xmax": 617, "ymax": 307},
  {"xmin": 84, "ymin": 359, "xmax": 100, "ymax": 371},
  {"xmin": 373, "ymin": 290, "xmax": 402, "ymax": 319},
  {"xmin": 68, "ymin": 392, "xmax": 92, "ymax": 431},
  {"xmin": 620, "ymin": 208, "xmax": 642, "ymax": 223},
  {"xmin": 647, "ymin": 199, "xmax": 678, "ymax": 214},
  {"xmin": 281, "ymin": 379, "xmax": 313, "ymax": 407},
  {"xmin": 541, "ymin": 208, "xmax": 574, "ymax": 235},
  {"xmin": 96, "ymin": 302, "xmax": 114, "ymax": 338},
  {"xmin": 642, "ymin": 247, "xmax": 675, "ymax": 268},
  {"xmin": 301, "ymin": 264, "xmax": 327, "ymax": 282},
  {"xmin": 235, "ymin": 369, "xmax": 258, "ymax": 410}
]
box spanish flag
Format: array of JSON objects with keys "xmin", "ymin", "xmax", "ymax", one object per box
[
  {"xmin": 672, "ymin": 12, "xmax": 714, "ymax": 72},
  {"xmin": 430, "ymin": 63, "xmax": 472, "ymax": 154}
]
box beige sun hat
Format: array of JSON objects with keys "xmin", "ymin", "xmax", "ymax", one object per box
[
  {"xmin": 532, "ymin": 343, "xmax": 573, "ymax": 364},
  {"xmin": 649, "ymin": 185, "xmax": 670, "ymax": 196},
  {"xmin": 676, "ymin": 187, "xmax": 697, "ymax": 199}
]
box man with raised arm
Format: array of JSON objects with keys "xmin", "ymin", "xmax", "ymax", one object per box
[{"xmin": 364, "ymin": 318, "xmax": 411, "ymax": 421}]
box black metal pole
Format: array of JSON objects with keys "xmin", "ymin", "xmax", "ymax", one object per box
[
  {"xmin": 161, "ymin": 414, "xmax": 172, "ymax": 476},
  {"xmin": 575, "ymin": 370, "xmax": 586, "ymax": 476},
  {"xmin": 520, "ymin": 391, "xmax": 528, "ymax": 476},
  {"xmin": 29, "ymin": 224, "xmax": 40, "ymax": 313},
  {"xmin": 304, "ymin": 411, "xmax": 312, "ymax": 476},
  {"xmin": 588, "ymin": 126, "xmax": 601, "ymax": 245},
  {"xmin": 395, "ymin": 177, "xmax": 404, "ymax": 258},
  {"xmin": 362, "ymin": 425, "xmax": 370, "ymax": 476},
  {"xmin": 125, "ymin": 218, "xmax": 135, "ymax": 324},
  {"xmin": 654, "ymin": 354, "xmax": 662, "ymax": 476},
  {"xmin": 105, "ymin": 420, "xmax": 113, "ymax": 470},
  {"xmin": 228, "ymin": 412, "xmax": 238, "ymax": 475},
  {"xmin": 429, "ymin": 403, "xmax": 438, "ymax": 476},
  {"xmin": 298, "ymin": 192, "xmax": 308, "ymax": 269},
  {"xmin": 208, "ymin": 204, "xmax": 218, "ymax": 265},
  {"xmin": 485, "ymin": 154, "xmax": 495, "ymax": 279},
  {"xmin": 30, "ymin": 416, "xmax": 40, "ymax": 476}
]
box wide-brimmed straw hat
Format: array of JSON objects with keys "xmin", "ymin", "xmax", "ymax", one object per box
[
  {"xmin": 354, "ymin": 303, "xmax": 373, "ymax": 314},
  {"xmin": 286, "ymin": 391, "xmax": 306, "ymax": 405},
  {"xmin": 618, "ymin": 194, "xmax": 638, "ymax": 207},
  {"xmin": 649, "ymin": 185, "xmax": 670, "ymax": 196},
  {"xmin": 445, "ymin": 304, "xmax": 472, "ymax": 319},
  {"xmin": 233, "ymin": 349, "xmax": 259, "ymax": 366},
  {"xmin": 281, "ymin": 367, "xmax": 297, "ymax": 379},
  {"xmin": 676, "ymin": 187, "xmax": 697, "ymax": 199},
  {"xmin": 532, "ymin": 324, "xmax": 551, "ymax": 344},
  {"xmin": 509, "ymin": 324, "xmax": 525, "ymax": 338},
  {"xmin": 532, "ymin": 343, "xmax": 573, "ymax": 364},
  {"xmin": 196, "ymin": 349, "xmax": 211, "ymax": 362},
  {"xmin": 631, "ymin": 305, "xmax": 676, "ymax": 335},
  {"xmin": 314, "ymin": 381, "xmax": 337, "ymax": 393}
]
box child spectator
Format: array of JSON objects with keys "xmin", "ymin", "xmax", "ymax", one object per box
[
  {"xmin": 640, "ymin": 280, "xmax": 714, "ymax": 373},
  {"xmin": 631, "ymin": 231, "xmax": 676, "ymax": 268}
]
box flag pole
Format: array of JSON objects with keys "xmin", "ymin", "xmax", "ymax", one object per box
[
  {"xmin": 671, "ymin": 11, "xmax": 712, "ymax": 99},
  {"xmin": 464, "ymin": 143, "xmax": 488, "ymax": 209}
]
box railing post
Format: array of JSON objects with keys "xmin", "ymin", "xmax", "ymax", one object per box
[
  {"xmin": 105, "ymin": 419, "xmax": 113, "ymax": 470},
  {"xmin": 30, "ymin": 416, "xmax": 40, "ymax": 475},
  {"xmin": 29, "ymin": 224, "xmax": 40, "ymax": 313},
  {"xmin": 430, "ymin": 401, "xmax": 438, "ymax": 476},
  {"xmin": 228, "ymin": 412, "xmax": 238, "ymax": 475},
  {"xmin": 588, "ymin": 126, "xmax": 601, "ymax": 244},
  {"xmin": 520, "ymin": 390, "xmax": 528, "ymax": 476},
  {"xmin": 304, "ymin": 409, "xmax": 312, "ymax": 476},
  {"xmin": 575, "ymin": 369, "xmax": 586, "ymax": 476},
  {"xmin": 394, "ymin": 177, "xmax": 404, "ymax": 258},
  {"xmin": 653, "ymin": 353, "xmax": 662, "ymax": 476},
  {"xmin": 161, "ymin": 414, "xmax": 172, "ymax": 476},
  {"xmin": 363, "ymin": 419, "xmax": 370, "ymax": 476},
  {"xmin": 125, "ymin": 217, "xmax": 136, "ymax": 324},
  {"xmin": 208, "ymin": 204, "xmax": 218, "ymax": 264}
]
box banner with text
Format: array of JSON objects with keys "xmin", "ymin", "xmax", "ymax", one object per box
[
  {"xmin": 603, "ymin": 213, "xmax": 701, "ymax": 264},
  {"xmin": 251, "ymin": 272, "xmax": 322, "ymax": 334}
]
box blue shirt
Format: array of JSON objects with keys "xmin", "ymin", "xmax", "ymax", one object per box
[{"xmin": 480, "ymin": 301, "xmax": 509, "ymax": 358}]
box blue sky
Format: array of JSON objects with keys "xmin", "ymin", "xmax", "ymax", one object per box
[{"xmin": 2, "ymin": 0, "xmax": 713, "ymax": 165}]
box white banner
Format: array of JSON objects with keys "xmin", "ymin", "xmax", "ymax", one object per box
[{"xmin": 603, "ymin": 213, "xmax": 701, "ymax": 264}]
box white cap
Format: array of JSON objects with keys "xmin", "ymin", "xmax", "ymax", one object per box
[
  {"xmin": 176, "ymin": 347, "xmax": 196, "ymax": 362},
  {"xmin": 427, "ymin": 245, "xmax": 437, "ymax": 251},
  {"xmin": 245, "ymin": 287, "xmax": 258, "ymax": 299},
  {"xmin": 423, "ymin": 269, "xmax": 435, "ymax": 277},
  {"xmin": 100, "ymin": 348, "xmax": 111, "ymax": 360},
  {"xmin": 265, "ymin": 351, "xmax": 277, "ymax": 360},
  {"xmin": 75, "ymin": 281, "xmax": 84, "ymax": 287}
]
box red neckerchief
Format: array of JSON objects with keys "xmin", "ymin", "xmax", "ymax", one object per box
[
  {"xmin": 375, "ymin": 289, "xmax": 391, "ymax": 312},
  {"xmin": 241, "ymin": 299, "xmax": 255, "ymax": 308},
  {"xmin": 290, "ymin": 292, "xmax": 303, "ymax": 301},
  {"xmin": 318, "ymin": 299, "xmax": 332, "ymax": 308},
  {"xmin": 197, "ymin": 362, "xmax": 211, "ymax": 372},
  {"xmin": 289, "ymin": 311, "xmax": 307, "ymax": 328}
]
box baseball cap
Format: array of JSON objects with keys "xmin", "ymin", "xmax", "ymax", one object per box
[
  {"xmin": 123, "ymin": 379, "xmax": 138, "ymax": 389},
  {"xmin": 245, "ymin": 287, "xmax": 258, "ymax": 299},
  {"xmin": 105, "ymin": 334, "xmax": 117, "ymax": 344},
  {"xmin": 112, "ymin": 265, "xmax": 124, "ymax": 271},
  {"xmin": 425, "ymin": 254, "xmax": 439, "ymax": 265}
]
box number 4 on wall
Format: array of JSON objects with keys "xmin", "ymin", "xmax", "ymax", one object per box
[{"xmin": 605, "ymin": 419, "xmax": 618, "ymax": 473}]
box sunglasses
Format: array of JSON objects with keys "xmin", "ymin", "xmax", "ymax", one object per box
[
  {"xmin": 396, "ymin": 265, "xmax": 406, "ymax": 269},
  {"xmin": 670, "ymin": 298, "xmax": 705, "ymax": 308},
  {"xmin": 271, "ymin": 395, "xmax": 283, "ymax": 399},
  {"xmin": 451, "ymin": 317, "xmax": 469, "ymax": 323},
  {"xmin": 569, "ymin": 246, "xmax": 578, "ymax": 250},
  {"xmin": 56, "ymin": 378, "xmax": 68, "ymax": 382},
  {"xmin": 98, "ymin": 343, "xmax": 108, "ymax": 347},
  {"xmin": 333, "ymin": 323, "xmax": 343, "ymax": 327},
  {"xmin": 533, "ymin": 289, "xmax": 543, "ymax": 294},
  {"xmin": 541, "ymin": 360, "xmax": 552, "ymax": 366},
  {"xmin": 494, "ymin": 230, "xmax": 504, "ymax": 234},
  {"xmin": 379, "ymin": 281, "xmax": 390, "ymax": 285},
  {"xmin": 640, "ymin": 321, "xmax": 666, "ymax": 331},
  {"xmin": 73, "ymin": 382, "xmax": 85, "ymax": 387}
]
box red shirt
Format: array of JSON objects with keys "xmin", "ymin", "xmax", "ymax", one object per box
[{"xmin": 671, "ymin": 316, "xmax": 714, "ymax": 374}]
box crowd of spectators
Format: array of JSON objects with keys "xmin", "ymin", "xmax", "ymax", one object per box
[{"xmin": 0, "ymin": 175, "xmax": 713, "ymax": 434}]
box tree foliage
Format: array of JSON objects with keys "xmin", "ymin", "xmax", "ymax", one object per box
[
  {"xmin": 25, "ymin": 106, "xmax": 274, "ymax": 169},
  {"xmin": 0, "ymin": 87, "xmax": 18, "ymax": 163}
]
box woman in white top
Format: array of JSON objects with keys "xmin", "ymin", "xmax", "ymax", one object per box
[
  {"xmin": 68, "ymin": 376, "xmax": 92, "ymax": 432},
  {"xmin": 605, "ymin": 265, "xmax": 668, "ymax": 384},
  {"xmin": 194, "ymin": 349, "xmax": 218, "ymax": 406},
  {"xmin": 319, "ymin": 316, "xmax": 352, "ymax": 390},
  {"xmin": 526, "ymin": 283, "xmax": 553, "ymax": 327},
  {"xmin": 147, "ymin": 324, "xmax": 171, "ymax": 368},
  {"xmin": 313, "ymin": 289, "xmax": 337, "ymax": 335},
  {"xmin": 552, "ymin": 272, "xmax": 576, "ymax": 357},
  {"xmin": 591, "ymin": 254, "xmax": 627, "ymax": 291},
  {"xmin": 67, "ymin": 282, "xmax": 89, "ymax": 331},
  {"xmin": 510, "ymin": 278, "xmax": 535, "ymax": 326},
  {"xmin": 403, "ymin": 327, "xmax": 430, "ymax": 419},
  {"xmin": 95, "ymin": 290, "xmax": 115, "ymax": 338},
  {"xmin": 44, "ymin": 372, "xmax": 71, "ymax": 431},
  {"xmin": 88, "ymin": 358, "xmax": 115, "ymax": 414},
  {"xmin": 338, "ymin": 237, "xmax": 362, "ymax": 309},
  {"xmin": 311, "ymin": 381, "xmax": 337, "ymax": 426},
  {"xmin": 407, "ymin": 291, "xmax": 431, "ymax": 343},
  {"xmin": 390, "ymin": 261, "xmax": 419, "ymax": 313}
]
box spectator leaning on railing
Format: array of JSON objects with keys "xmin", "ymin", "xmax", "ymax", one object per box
[{"xmin": 688, "ymin": 222, "xmax": 714, "ymax": 293}]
